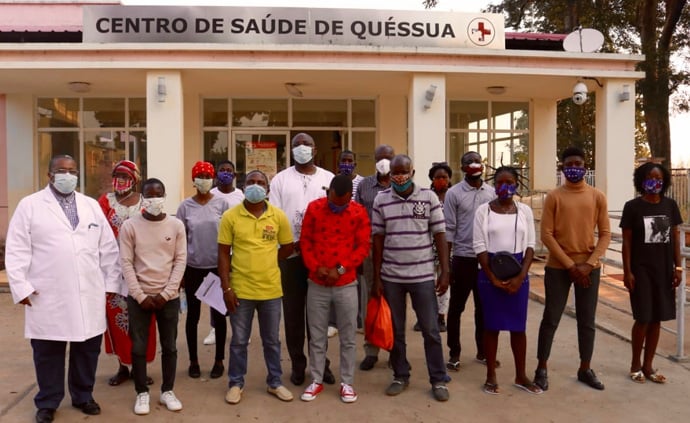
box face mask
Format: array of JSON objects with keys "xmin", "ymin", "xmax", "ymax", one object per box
[
  {"xmin": 194, "ymin": 178, "xmax": 213, "ymax": 194},
  {"xmin": 328, "ymin": 200, "xmax": 349, "ymax": 214},
  {"xmin": 391, "ymin": 174, "xmax": 413, "ymax": 193},
  {"xmin": 495, "ymin": 183, "xmax": 518, "ymax": 200},
  {"xmin": 52, "ymin": 173, "xmax": 78, "ymax": 195},
  {"xmin": 339, "ymin": 162, "xmax": 355, "ymax": 175},
  {"xmin": 375, "ymin": 158, "xmax": 391, "ymax": 175},
  {"xmin": 292, "ymin": 145, "xmax": 313, "ymax": 165},
  {"xmin": 142, "ymin": 197, "xmax": 165, "ymax": 216},
  {"xmin": 466, "ymin": 162, "xmax": 483, "ymax": 178},
  {"xmin": 217, "ymin": 171, "xmax": 234, "ymax": 186},
  {"xmin": 432, "ymin": 179, "xmax": 448, "ymax": 192},
  {"xmin": 113, "ymin": 177, "xmax": 133, "ymax": 195},
  {"xmin": 244, "ymin": 184, "xmax": 267, "ymax": 203},
  {"xmin": 643, "ymin": 178, "xmax": 663, "ymax": 194},
  {"xmin": 563, "ymin": 166, "xmax": 586, "ymax": 183}
]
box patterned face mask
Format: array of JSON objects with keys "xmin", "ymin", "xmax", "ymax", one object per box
[
  {"xmin": 391, "ymin": 174, "xmax": 413, "ymax": 192},
  {"xmin": 643, "ymin": 178, "xmax": 663, "ymax": 194},
  {"xmin": 339, "ymin": 162, "xmax": 355, "ymax": 175},
  {"xmin": 113, "ymin": 177, "xmax": 133, "ymax": 194},
  {"xmin": 495, "ymin": 183, "xmax": 517, "ymax": 200},
  {"xmin": 216, "ymin": 171, "xmax": 234, "ymax": 186},
  {"xmin": 563, "ymin": 166, "xmax": 586, "ymax": 183}
]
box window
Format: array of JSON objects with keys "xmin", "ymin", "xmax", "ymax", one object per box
[
  {"xmin": 448, "ymin": 100, "xmax": 529, "ymax": 184},
  {"xmin": 37, "ymin": 97, "xmax": 147, "ymax": 199}
]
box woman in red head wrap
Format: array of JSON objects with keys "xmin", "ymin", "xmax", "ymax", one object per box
[{"xmin": 97, "ymin": 160, "xmax": 157, "ymax": 386}]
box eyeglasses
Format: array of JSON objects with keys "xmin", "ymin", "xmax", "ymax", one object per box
[{"xmin": 52, "ymin": 168, "xmax": 79, "ymax": 176}]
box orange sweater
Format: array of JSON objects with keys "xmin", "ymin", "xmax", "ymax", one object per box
[{"xmin": 541, "ymin": 181, "xmax": 611, "ymax": 269}]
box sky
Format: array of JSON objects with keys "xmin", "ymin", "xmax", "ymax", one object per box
[{"xmin": 123, "ymin": 0, "xmax": 690, "ymax": 165}]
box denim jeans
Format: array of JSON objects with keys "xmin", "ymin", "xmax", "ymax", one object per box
[
  {"xmin": 228, "ymin": 298, "xmax": 283, "ymax": 389},
  {"xmin": 128, "ymin": 296, "xmax": 179, "ymax": 394},
  {"xmin": 383, "ymin": 280, "xmax": 447, "ymax": 385}
]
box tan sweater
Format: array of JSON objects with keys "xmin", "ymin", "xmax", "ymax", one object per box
[
  {"xmin": 119, "ymin": 213, "xmax": 187, "ymax": 303},
  {"xmin": 541, "ymin": 181, "xmax": 611, "ymax": 269}
]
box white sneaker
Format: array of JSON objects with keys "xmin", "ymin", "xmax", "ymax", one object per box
[
  {"xmin": 159, "ymin": 390, "xmax": 183, "ymax": 411},
  {"xmin": 134, "ymin": 392, "xmax": 150, "ymax": 415},
  {"xmin": 327, "ymin": 326, "xmax": 338, "ymax": 338},
  {"xmin": 203, "ymin": 328, "xmax": 216, "ymax": 345}
]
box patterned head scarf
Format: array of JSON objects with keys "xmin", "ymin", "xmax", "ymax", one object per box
[
  {"xmin": 192, "ymin": 161, "xmax": 215, "ymax": 179},
  {"xmin": 112, "ymin": 160, "xmax": 141, "ymax": 183}
]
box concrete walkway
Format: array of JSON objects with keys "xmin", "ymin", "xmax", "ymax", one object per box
[{"xmin": 1, "ymin": 269, "xmax": 689, "ymax": 422}]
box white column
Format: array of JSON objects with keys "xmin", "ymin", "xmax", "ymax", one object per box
[
  {"xmin": 595, "ymin": 80, "xmax": 636, "ymax": 213},
  {"xmin": 408, "ymin": 74, "xmax": 446, "ymax": 178},
  {"xmin": 531, "ymin": 99, "xmax": 558, "ymax": 191},
  {"xmin": 146, "ymin": 71, "xmax": 184, "ymax": 214},
  {"xmin": 5, "ymin": 94, "xmax": 34, "ymax": 217}
]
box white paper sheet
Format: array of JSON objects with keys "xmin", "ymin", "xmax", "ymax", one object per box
[{"xmin": 194, "ymin": 272, "xmax": 227, "ymax": 315}]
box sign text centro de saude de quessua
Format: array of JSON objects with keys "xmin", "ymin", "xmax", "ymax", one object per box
[{"xmin": 83, "ymin": 6, "xmax": 505, "ymax": 49}]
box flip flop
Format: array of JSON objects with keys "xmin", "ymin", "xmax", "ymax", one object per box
[
  {"xmin": 482, "ymin": 382, "xmax": 500, "ymax": 395},
  {"xmin": 644, "ymin": 370, "xmax": 666, "ymax": 384},
  {"xmin": 629, "ymin": 370, "xmax": 645, "ymax": 384},
  {"xmin": 513, "ymin": 382, "xmax": 544, "ymax": 395}
]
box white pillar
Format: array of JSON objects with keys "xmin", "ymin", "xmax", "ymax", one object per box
[
  {"xmin": 5, "ymin": 93, "xmax": 35, "ymax": 217},
  {"xmin": 531, "ymin": 99, "xmax": 558, "ymax": 191},
  {"xmin": 595, "ymin": 80, "xmax": 636, "ymax": 213},
  {"xmin": 408, "ymin": 74, "xmax": 446, "ymax": 179},
  {"xmin": 146, "ymin": 71, "xmax": 184, "ymax": 214}
]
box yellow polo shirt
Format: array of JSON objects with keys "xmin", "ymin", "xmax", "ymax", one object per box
[{"xmin": 218, "ymin": 201, "xmax": 293, "ymax": 300}]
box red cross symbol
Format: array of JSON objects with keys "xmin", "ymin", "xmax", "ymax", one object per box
[{"xmin": 472, "ymin": 22, "xmax": 492, "ymax": 42}]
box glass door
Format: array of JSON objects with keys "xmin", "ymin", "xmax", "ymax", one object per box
[{"xmin": 232, "ymin": 131, "xmax": 289, "ymax": 188}]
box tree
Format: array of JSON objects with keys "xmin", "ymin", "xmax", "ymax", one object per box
[{"xmin": 479, "ymin": 0, "xmax": 690, "ymax": 168}]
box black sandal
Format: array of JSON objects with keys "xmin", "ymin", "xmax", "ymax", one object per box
[{"xmin": 108, "ymin": 368, "xmax": 130, "ymax": 386}]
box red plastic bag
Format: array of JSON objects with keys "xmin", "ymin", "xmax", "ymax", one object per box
[{"xmin": 365, "ymin": 296, "xmax": 394, "ymax": 351}]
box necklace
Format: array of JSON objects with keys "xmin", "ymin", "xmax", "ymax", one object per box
[
  {"xmin": 492, "ymin": 200, "xmax": 516, "ymax": 214},
  {"xmin": 116, "ymin": 190, "xmax": 135, "ymax": 203}
]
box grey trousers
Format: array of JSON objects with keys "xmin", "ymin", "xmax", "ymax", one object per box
[{"xmin": 307, "ymin": 279, "xmax": 358, "ymax": 385}]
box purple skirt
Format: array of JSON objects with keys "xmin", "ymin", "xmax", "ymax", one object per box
[{"xmin": 477, "ymin": 252, "xmax": 529, "ymax": 332}]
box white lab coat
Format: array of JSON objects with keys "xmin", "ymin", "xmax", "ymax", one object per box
[{"xmin": 5, "ymin": 186, "xmax": 121, "ymax": 342}]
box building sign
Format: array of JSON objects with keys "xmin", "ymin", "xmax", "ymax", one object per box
[
  {"xmin": 83, "ymin": 6, "xmax": 505, "ymax": 49},
  {"xmin": 246, "ymin": 141, "xmax": 278, "ymax": 181}
]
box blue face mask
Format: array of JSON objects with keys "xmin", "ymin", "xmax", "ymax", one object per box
[
  {"xmin": 328, "ymin": 200, "xmax": 349, "ymax": 214},
  {"xmin": 339, "ymin": 163, "xmax": 355, "ymax": 175},
  {"xmin": 217, "ymin": 171, "xmax": 234, "ymax": 186},
  {"xmin": 643, "ymin": 178, "xmax": 663, "ymax": 194},
  {"xmin": 495, "ymin": 183, "xmax": 518, "ymax": 200},
  {"xmin": 563, "ymin": 166, "xmax": 586, "ymax": 183},
  {"xmin": 244, "ymin": 184, "xmax": 267, "ymax": 203}
]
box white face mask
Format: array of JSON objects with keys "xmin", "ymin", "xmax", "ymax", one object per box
[
  {"xmin": 292, "ymin": 145, "xmax": 313, "ymax": 165},
  {"xmin": 194, "ymin": 177, "xmax": 213, "ymax": 194},
  {"xmin": 52, "ymin": 173, "xmax": 78, "ymax": 194},
  {"xmin": 142, "ymin": 197, "xmax": 165, "ymax": 216},
  {"xmin": 375, "ymin": 158, "xmax": 391, "ymax": 175}
]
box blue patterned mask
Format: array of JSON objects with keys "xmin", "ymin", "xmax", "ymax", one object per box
[
  {"xmin": 563, "ymin": 166, "xmax": 586, "ymax": 183},
  {"xmin": 643, "ymin": 178, "xmax": 663, "ymax": 194}
]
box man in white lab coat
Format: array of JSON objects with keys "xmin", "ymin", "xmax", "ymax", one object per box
[{"xmin": 5, "ymin": 155, "xmax": 121, "ymax": 423}]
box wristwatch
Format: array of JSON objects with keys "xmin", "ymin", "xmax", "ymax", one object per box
[{"xmin": 336, "ymin": 264, "xmax": 346, "ymax": 275}]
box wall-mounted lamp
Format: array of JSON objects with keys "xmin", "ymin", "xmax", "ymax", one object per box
[
  {"xmin": 285, "ymin": 83, "xmax": 303, "ymax": 97},
  {"xmin": 619, "ymin": 84, "xmax": 631, "ymax": 102},
  {"xmin": 68, "ymin": 81, "xmax": 91, "ymax": 93},
  {"xmin": 486, "ymin": 86, "xmax": 506, "ymax": 95},
  {"xmin": 423, "ymin": 84, "xmax": 437, "ymax": 110},
  {"xmin": 157, "ymin": 76, "xmax": 167, "ymax": 103}
]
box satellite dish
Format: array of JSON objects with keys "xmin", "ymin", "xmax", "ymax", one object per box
[{"xmin": 563, "ymin": 28, "xmax": 604, "ymax": 53}]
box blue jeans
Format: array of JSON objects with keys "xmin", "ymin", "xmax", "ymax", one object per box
[
  {"xmin": 228, "ymin": 298, "xmax": 283, "ymax": 389},
  {"xmin": 128, "ymin": 296, "xmax": 179, "ymax": 394},
  {"xmin": 383, "ymin": 280, "xmax": 447, "ymax": 385}
]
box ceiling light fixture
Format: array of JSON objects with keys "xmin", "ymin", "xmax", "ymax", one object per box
[
  {"xmin": 68, "ymin": 81, "xmax": 91, "ymax": 93},
  {"xmin": 285, "ymin": 82, "xmax": 303, "ymax": 97},
  {"xmin": 486, "ymin": 86, "xmax": 506, "ymax": 95}
]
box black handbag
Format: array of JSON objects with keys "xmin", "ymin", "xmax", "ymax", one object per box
[{"xmin": 488, "ymin": 205, "xmax": 523, "ymax": 280}]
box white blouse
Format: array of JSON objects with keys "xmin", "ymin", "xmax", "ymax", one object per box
[{"xmin": 473, "ymin": 201, "xmax": 536, "ymax": 255}]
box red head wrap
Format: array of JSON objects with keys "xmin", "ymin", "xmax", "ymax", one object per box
[
  {"xmin": 192, "ymin": 161, "xmax": 215, "ymax": 179},
  {"xmin": 112, "ymin": 160, "xmax": 141, "ymax": 183}
]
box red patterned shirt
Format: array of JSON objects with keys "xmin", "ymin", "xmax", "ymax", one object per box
[{"xmin": 300, "ymin": 197, "xmax": 371, "ymax": 286}]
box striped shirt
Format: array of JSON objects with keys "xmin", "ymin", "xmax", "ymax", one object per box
[{"xmin": 371, "ymin": 184, "xmax": 445, "ymax": 283}]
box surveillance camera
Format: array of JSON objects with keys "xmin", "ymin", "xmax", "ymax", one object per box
[{"xmin": 572, "ymin": 81, "xmax": 588, "ymax": 105}]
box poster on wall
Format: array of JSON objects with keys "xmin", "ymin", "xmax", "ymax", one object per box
[{"xmin": 246, "ymin": 141, "xmax": 278, "ymax": 181}]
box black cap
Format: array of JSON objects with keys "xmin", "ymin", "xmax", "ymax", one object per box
[{"xmin": 329, "ymin": 174, "xmax": 353, "ymax": 196}]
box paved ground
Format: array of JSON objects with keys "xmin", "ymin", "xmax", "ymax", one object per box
[{"xmin": 1, "ymin": 268, "xmax": 689, "ymax": 423}]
